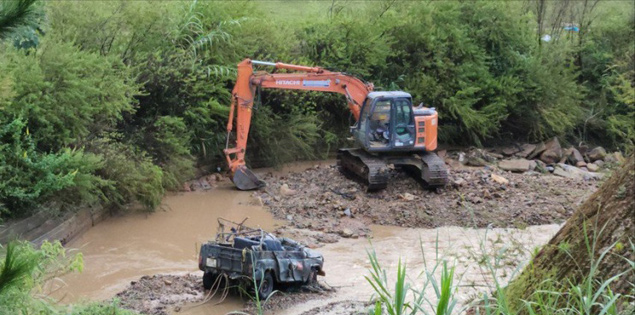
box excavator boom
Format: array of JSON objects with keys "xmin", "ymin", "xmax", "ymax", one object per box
[{"xmin": 223, "ymin": 59, "xmax": 373, "ymax": 190}]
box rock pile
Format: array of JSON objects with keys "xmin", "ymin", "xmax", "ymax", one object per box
[
  {"xmin": 259, "ymin": 161, "xmax": 599, "ymax": 241},
  {"xmin": 454, "ymin": 137, "xmax": 624, "ymax": 180}
]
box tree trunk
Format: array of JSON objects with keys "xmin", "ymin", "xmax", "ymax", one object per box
[{"xmin": 506, "ymin": 154, "xmax": 634, "ymax": 311}]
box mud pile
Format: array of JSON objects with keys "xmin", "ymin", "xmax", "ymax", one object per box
[
  {"xmin": 114, "ymin": 273, "xmax": 334, "ymax": 315},
  {"xmin": 115, "ymin": 274, "xmax": 205, "ymax": 315},
  {"xmin": 257, "ymin": 162, "xmax": 599, "ymax": 239}
]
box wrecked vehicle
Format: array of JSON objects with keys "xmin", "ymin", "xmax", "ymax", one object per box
[{"xmin": 198, "ymin": 218, "xmax": 325, "ymax": 298}]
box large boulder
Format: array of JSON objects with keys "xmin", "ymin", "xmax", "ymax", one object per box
[
  {"xmin": 539, "ymin": 137, "xmax": 563, "ymax": 164},
  {"xmin": 527, "ymin": 142, "xmax": 547, "ymax": 159},
  {"xmin": 498, "ymin": 159, "xmax": 532, "ymax": 173},
  {"xmin": 568, "ymin": 147, "xmax": 585, "ymax": 166},
  {"xmin": 587, "ymin": 146, "xmax": 607, "ymax": 162},
  {"xmin": 517, "ymin": 143, "xmax": 537, "ymax": 158},
  {"xmin": 502, "ymin": 146, "xmax": 521, "ymax": 156},
  {"xmin": 554, "ymin": 163, "xmax": 602, "ymax": 180},
  {"xmin": 560, "ymin": 147, "xmax": 573, "ymax": 164},
  {"xmin": 467, "ymin": 157, "xmax": 488, "ymax": 167},
  {"xmin": 553, "ymin": 166, "xmax": 575, "ymax": 178},
  {"xmin": 464, "ymin": 149, "xmax": 494, "ymax": 166}
]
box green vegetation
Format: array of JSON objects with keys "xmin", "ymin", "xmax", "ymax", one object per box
[
  {"xmin": 0, "ymin": 240, "xmax": 134, "ymax": 314},
  {"xmin": 1, "ymin": 0, "xmax": 633, "ymax": 219},
  {"xmin": 365, "ymin": 229, "xmax": 633, "ymax": 315}
]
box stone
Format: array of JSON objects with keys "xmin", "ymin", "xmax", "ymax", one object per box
[
  {"xmin": 553, "ymin": 167, "xmax": 574, "ymax": 178},
  {"xmin": 286, "ymin": 214, "xmax": 293, "ymax": 221},
  {"xmin": 198, "ymin": 179, "xmax": 212, "ymax": 190},
  {"xmin": 535, "ymin": 159, "xmax": 547, "ymax": 172},
  {"xmin": 453, "ymin": 178, "xmax": 467, "ymax": 187},
  {"xmin": 437, "ymin": 150, "xmax": 447, "ymax": 159},
  {"xmin": 340, "ymin": 228, "xmax": 354, "ymax": 238},
  {"xmin": 587, "ymin": 146, "xmax": 607, "ymax": 162},
  {"xmin": 586, "ymin": 163, "xmax": 599, "ymax": 172},
  {"xmin": 594, "ymin": 160, "xmax": 605, "ymax": 167},
  {"xmin": 517, "ymin": 143, "xmax": 537, "ymax": 158},
  {"xmin": 556, "ymin": 163, "xmax": 602, "ymax": 180},
  {"xmin": 463, "ymin": 149, "xmax": 495, "ymax": 166},
  {"xmin": 576, "ymin": 161, "xmax": 587, "ymax": 168},
  {"xmin": 467, "ymin": 157, "xmax": 488, "ymax": 167},
  {"xmin": 491, "ymin": 173, "xmax": 509, "ymax": 185},
  {"xmin": 400, "ymin": 193, "xmax": 415, "ymax": 201},
  {"xmin": 561, "ymin": 147, "xmax": 574, "ymax": 164},
  {"xmin": 498, "ymin": 159, "xmax": 531, "ymax": 173},
  {"xmin": 343, "ymin": 208, "xmax": 352, "ymax": 217},
  {"xmin": 280, "ymin": 184, "xmax": 297, "ymax": 196},
  {"xmin": 502, "ymin": 146, "xmax": 521, "ymax": 156},
  {"xmin": 528, "ymin": 142, "xmax": 547, "ymax": 159},
  {"xmin": 539, "ymin": 137, "xmax": 563, "ymax": 164},
  {"xmin": 569, "ymin": 148, "xmax": 585, "ymax": 165},
  {"xmin": 458, "ymin": 152, "xmax": 467, "ymax": 165},
  {"xmin": 528, "ymin": 160, "xmax": 537, "ymax": 171}
]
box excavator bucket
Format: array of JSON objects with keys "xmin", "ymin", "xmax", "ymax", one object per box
[{"xmin": 232, "ymin": 165, "xmax": 266, "ymax": 190}]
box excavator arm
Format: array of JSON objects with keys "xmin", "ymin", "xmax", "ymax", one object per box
[{"xmin": 224, "ymin": 59, "xmax": 374, "ymax": 190}]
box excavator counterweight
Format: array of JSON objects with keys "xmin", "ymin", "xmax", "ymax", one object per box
[{"xmin": 223, "ymin": 59, "xmax": 448, "ymax": 191}]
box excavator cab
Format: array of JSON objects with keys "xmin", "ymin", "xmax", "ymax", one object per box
[{"xmin": 353, "ymin": 91, "xmax": 417, "ymax": 152}]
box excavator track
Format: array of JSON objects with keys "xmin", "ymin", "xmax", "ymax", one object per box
[
  {"xmin": 388, "ymin": 152, "xmax": 448, "ymax": 188},
  {"xmin": 418, "ymin": 152, "xmax": 448, "ymax": 187},
  {"xmin": 337, "ymin": 151, "xmax": 448, "ymax": 191},
  {"xmin": 337, "ymin": 149, "xmax": 389, "ymax": 191}
]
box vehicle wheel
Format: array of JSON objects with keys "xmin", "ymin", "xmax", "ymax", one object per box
[
  {"xmin": 257, "ymin": 271, "xmax": 274, "ymax": 299},
  {"xmin": 203, "ymin": 272, "xmax": 216, "ymax": 290}
]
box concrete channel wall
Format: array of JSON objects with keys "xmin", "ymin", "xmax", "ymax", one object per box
[{"xmin": 0, "ymin": 207, "xmax": 111, "ymax": 247}]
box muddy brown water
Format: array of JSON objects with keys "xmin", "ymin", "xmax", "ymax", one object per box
[
  {"xmin": 51, "ymin": 161, "xmax": 561, "ymax": 314},
  {"xmin": 50, "ymin": 183, "xmax": 281, "ymax": 308}
]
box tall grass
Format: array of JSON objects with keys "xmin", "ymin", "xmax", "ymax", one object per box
[
  {"xmin": 365, "ymin": 225, "xmax": 633, "ymax": 315},
  {"xmin": 366, "ymin": 236, "xmax": 460, "ymax": 315},
  {"xmin": 229, "ymin": 250, "xmax": 279, "ymax": 315},
  {"xmin": 366, "ymin": 249, "xmax": 410, "ymax": 315}
]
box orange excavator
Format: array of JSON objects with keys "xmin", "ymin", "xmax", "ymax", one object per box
[{"xmin": 224, "ymin": 59, "xmax": 448, "ymax": 191}]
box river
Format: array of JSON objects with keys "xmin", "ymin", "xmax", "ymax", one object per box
[{"xmin": 49, "ymin": 162, "xmax": 561, "ymax": 314}]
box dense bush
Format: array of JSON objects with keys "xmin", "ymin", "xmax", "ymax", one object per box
[
  {"xmin": 0, "ymin": 0, "xmax": 633, "ymax": 219},
  {"xmin": 0, "ymin": 119, "xmax": 99, "ymax": 217}
]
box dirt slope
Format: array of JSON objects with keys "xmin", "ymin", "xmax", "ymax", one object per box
[{"xmin": 505, "ymin": 154, "xmax": 634, "ymax": 312}]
